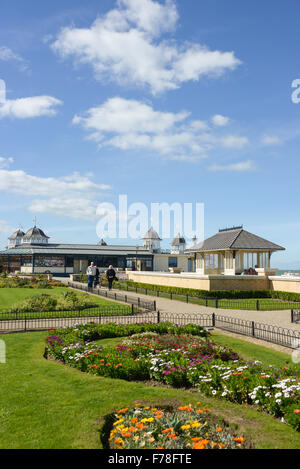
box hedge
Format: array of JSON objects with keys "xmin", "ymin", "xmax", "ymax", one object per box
[{"xmin": 123, "ymin": 280, "xmax": 300, "ymax": 302}]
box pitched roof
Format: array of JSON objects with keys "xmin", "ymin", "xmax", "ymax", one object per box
[
  {"xmin": 142, "ymin": 227, "xmax": 161, "ymax": 240},
  {"xmin": 171, "ymin": 234, "xmax": 186, "ymax": 246},
  {"xmin": 186, "ymin": 227, "xmax": 285, "ymax": 253},
  {"xmin": 8, "ymin": 229, "xmax": 25, "ymax": 240},
  {"xmin": 23, "ymin": 226, "xmax": 49, "ymax": 240}
]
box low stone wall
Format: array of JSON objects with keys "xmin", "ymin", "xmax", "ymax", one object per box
[
  {"xmin": 127, "ymin": 272, "xmax": 269, "ymax": 291},
  {"xmin": 127, "ymin": 271, "xmax": 300, "ymax": 293},
  {"xmin": 269, "ymin": 276, "xmax": 300, "ymax": 294}
]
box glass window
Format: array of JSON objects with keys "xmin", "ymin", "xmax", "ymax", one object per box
[
  {"xmin": 35, "ymin": 256, "xmax": 65, "ymax": 267},
  {"xmin": 168, "ymin": 257, "xmax": 178, "ymax": 268}
]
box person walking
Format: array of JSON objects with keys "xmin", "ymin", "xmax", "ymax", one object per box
[
  {"xmin": 86, "ymin": 262, "xmax": 96, "ymax": 290},
  {"xmin": 94, "ymin": 266, "xmax": 100, "ymax": 288},
  {"xmin": 106, "ymin": 265, "xmax": 116, "ymax": 290}
]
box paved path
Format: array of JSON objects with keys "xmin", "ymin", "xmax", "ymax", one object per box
[{"xmin": 101, "ymin": 287, "xmax": 300, "ymax": 332}]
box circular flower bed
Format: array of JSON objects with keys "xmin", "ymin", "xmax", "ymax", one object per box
[{"xmin": 109, "ymin": 403, "xmax": 247, "ymax": 449}]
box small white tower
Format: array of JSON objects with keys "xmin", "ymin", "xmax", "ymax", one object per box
[
  {"xmin": 171, "ymin": 233, "xmax": 186, "ymax": 254},
  {"xmin": 7, "ymin": 229, "xmax": 25, "ymax": 249},
  {"xmin": 142, "ymin": 227, "xmax": 162, "ymax": 252}
]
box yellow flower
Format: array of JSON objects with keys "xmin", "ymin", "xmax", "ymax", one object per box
[
  {"xmin": 181, "ymin": 424, "xmax": 191, "ymax": 431},
  {"xmin": 113, "ymin": 418, "xmax": 124, "ymax": 426},
  {"xmin": 192, "ymin": 422, "xmax": 202, "ymax": 428}
]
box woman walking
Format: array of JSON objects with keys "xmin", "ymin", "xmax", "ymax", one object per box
[{"xmin": 106, "ymin": 265, "xmax": 116, "ymax": 290}]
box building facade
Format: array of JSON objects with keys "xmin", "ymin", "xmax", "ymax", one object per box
[{"xmin": 0, "ymin": 225, "xmax": 192, "ymax": 276}]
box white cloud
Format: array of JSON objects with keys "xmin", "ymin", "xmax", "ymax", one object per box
[
  {"xmin": 221, "ymin": 135, "xmax": 249, "ymax": 149},
  {"xmin": 0, "ymin": 95, "xmax": 63, "ymax": 119},
  {"xmin": 28, "ymin": 197, "xmax": 99, "ymax": 221},
  {"xmin": 212, "ymin": 114, "xmax": 230, "ymax": 127},
  {"xmin": 73, "ymin": 97, "xmax": 211, "ymax": 161},
  {"xmin": 261, "ymin": 135, "xmax": 283, "ymax": 146},
  {"xmin": 0, "ymin": 46, "xmax": 30, "ymax": 73},
  {"xmin": 208, "ymin": 160, "xmax": 256, "ymax": 172},
  {"xmin": 0, "ymin": 157, "xmax": 13, "ymax": 169},
  {"xmin": 51, "ymin": 0, "xmax": 241, "ymax": 94},
  {"xmin": 0, "ymin": 170, "xmax": 110, "ymax": 197},
  {"xmin": 0, "ymin": 169, "xmax": 111, "ymax": 221}
]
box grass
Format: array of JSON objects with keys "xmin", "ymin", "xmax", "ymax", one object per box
[
  {"xmin": 0, "ymin": 331, "xmax": 300, "ymax": 449},
  {"xmin": 0, "ymin": 287, "xmax": 132, "ymax": 317},
  {"xmin": 113, "ymin": 283, "xmax": 300, "ymax": 311},
  {"xmin": 210, "ymin": 331, "xmax": 300, "ymax": 370}
]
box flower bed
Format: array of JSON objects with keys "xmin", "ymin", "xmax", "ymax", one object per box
[
  {"xmin": 0, "ymin": 275, "xmax": 67, "ymax": 289},
  {"xmin": 109, "ymin": 403, "xmax": 247, "ymax": 449},
  {"xmin": 6, "ymin": 291, "xmax": 99, "ymax": 313},
  {"xmin": 45, "ymin": 322, "xmax": 300, "ymax": 432}
]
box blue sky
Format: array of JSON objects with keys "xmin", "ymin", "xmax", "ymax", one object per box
[{"xmin": 0, "ymin": 0, "xmax": 300, "ymax": 268}]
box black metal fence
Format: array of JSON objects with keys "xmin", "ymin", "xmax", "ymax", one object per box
[
  {"xmin": 93, "ymin": 281, "xmax": 300, "ymax": 311},
  {"xmin": 68, "ymin": 281, "xmax": 156, "ymax": 312},
  {"xmin": 1, "ymin": 307, "xmax": 300, "ymax": 350},
  {"xmin": 291, "ymin": 309, "xmax": 300, "ymax": 323}
]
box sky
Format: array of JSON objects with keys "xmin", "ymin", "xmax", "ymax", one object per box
[{"xmin": 0, "ymin": 0, "xmax": 300, "ymax": 268}]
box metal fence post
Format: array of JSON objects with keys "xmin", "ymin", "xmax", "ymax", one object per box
[
  {"xmin": 291, "ymin": 310, "xmax": 294, "ymax": 323},
  {"xmin": 186, "ymin": 295, "xmax": 189, "ymax": 303},
  {"xmin": 256, "ymin": 300, "xmax": 259, "ymax": 311},
  {"xmin": 252, "ymin": 321, "xmax": 255, "ymax": 337},
  {"xmin": 157, "ymin": 310, "xmax": 160, "ymax": 323},
  {"xmin": 131, "ymin": 304, "xmax": 134, "ymax": 315},
  {"xmin": 212, "ymin": 312, "xmax": 215, "ymax": 327},
  {"xmin": 154, "ymin": 300, "xmax": 156, "ymax": 311}
]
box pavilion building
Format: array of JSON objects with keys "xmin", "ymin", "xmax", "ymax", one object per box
[{"xmin": 185, "ymin": 226, "xmax": 285, "ymax": 276}]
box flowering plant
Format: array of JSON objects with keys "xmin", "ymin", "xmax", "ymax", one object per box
[{"xmin": 109, "ymin": 403, "xmax": 247, "ymax": 449}]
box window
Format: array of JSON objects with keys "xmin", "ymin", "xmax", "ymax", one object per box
[
  {"xmin": 35, "ymin": 256, "xmax": 65, "ymax": 267},
  {"xmin": 168, "ymin": 257, "xmax": 178, "ymax": 268},
  {"xmin": 146, "ymin": 260, "xmax": 152, "ymax": 268}
]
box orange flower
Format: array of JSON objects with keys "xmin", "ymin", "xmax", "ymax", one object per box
[
  {"xmin": 136, "ymin": 423, "xmax": 147, "ymax": 430},
  {"xmin": 131, "ymin": 417, "xmax": 138, "ymax": 424},
  {"xmin": 218, "ymin": 443, "xmax": 225, "ymax": 449},
  {"xmin": 294, "ymin": 409, "xmax": 300, "ymax": 414},
  {"xmin": 162, "ymin": 427, "xmax": 174, "ymax": 434},
  {"xmin": 167, "ymin": 433, "xmax": 178, "ymax": 440},
  {"xmin": 121, "ymin": 431, "xmax": 132, "ymax": 438},
  {"xmin": 234, "ymin": 437, "xmax": 244, "ymax": 444},
  {"xmin": 193, "ymin": 439, "xmax": 209, "ymax": 449},
  {"xmin": 118, "ymin": 408, "xmax": 129, "ymax": 414},
  {"xmin": 135, "ymin": 403, "xmax": 141, "ymax": 407},
  {"xmin": 216, "ymin": 427, "xmax": 222, "ymax": 432},
  {"xmin": 191, "ymin": 437, "xmax": 201, "ymax": 442}
]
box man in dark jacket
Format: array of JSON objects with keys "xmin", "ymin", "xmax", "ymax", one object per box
[
  {"xmin": 106, "ymin": 265, "xmax": 116, "ymax": 290},
  {"xmin": 94, "ymin": 266, "xmax": 100, "ymax": 288}
]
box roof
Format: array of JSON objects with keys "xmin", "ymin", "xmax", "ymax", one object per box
[
  {"xmin": 98, "ymin": 239, "xmax": 107, "ymax": 246},
  {"xmin": 8, "ymin": 229, "xmax": 25, "ymax": 240},
  {"xmin": 23, "ymin": 226, "xmax": 49, "ymax": 240},
  {"xmin": 186, "ymin": 228, "xmax": 285, "ymax": 253},
  {"xmin": 142, "ymin": 227, "xmax": 161, "ymax": 240},
  {"xmin": 0, "ymin": 243, "xmax": 153, "ymax": 257},
  {"xmin": 171, "ymin": 234, "xmax": 186, "ymax": 246}
]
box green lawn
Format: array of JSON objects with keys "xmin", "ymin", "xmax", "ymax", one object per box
[
  {"xmin": 0, "ymin": 287, "xmax": 131, "ymax": 316},
  {"xmin": 0, "ymin": 331, "xmax": 300, "ymax": 449}
]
